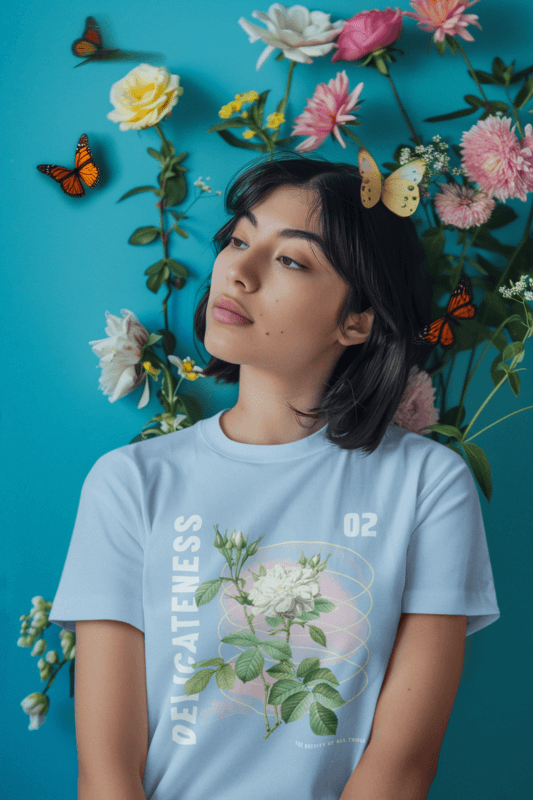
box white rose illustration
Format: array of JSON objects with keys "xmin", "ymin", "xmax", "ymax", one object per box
[{"xmin": 248, "ymin": 563, "xmax": 321, "ymax": 618}]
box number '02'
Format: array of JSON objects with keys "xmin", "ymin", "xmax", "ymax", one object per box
[{"xmin": 344, "ymin": 513, "xmax": 377, "ymax": 537}]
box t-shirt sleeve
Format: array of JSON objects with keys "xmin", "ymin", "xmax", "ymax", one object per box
[
  {"xmin": 48, "ymin": 449, "xmax": 145, "ymax": 634},
  {"xmin": 401, "ymin": 447, "xmax": 500, "ymax": 636}
]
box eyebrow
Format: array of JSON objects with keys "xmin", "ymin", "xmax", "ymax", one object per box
[{"xmin": 242, "ymin": 209, "xmax": 326, "ymax": 251}]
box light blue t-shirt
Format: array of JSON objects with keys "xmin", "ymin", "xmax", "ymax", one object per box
[{"xmin": 50, "ymin": 408, "xmax": 500, "ymax": 800}]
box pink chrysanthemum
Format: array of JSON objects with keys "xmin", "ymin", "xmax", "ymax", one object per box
[
  {"xmin": 403, "ymin": 0, "xmax": 482, "ymax": 43},
  {"xmin": 461, "ymin": 116, "xmax": 533, "ymax": 203},
  {"xmin": 291, "ymin": 71, "xmax": 364, "ymax": 152},
  {"xmin": 390, "ymin": 366, "xmax": 440, "ymax": 435},
  {"xmin": 433, "ymin": 182, "xmax": 495, "ymax": 228}
]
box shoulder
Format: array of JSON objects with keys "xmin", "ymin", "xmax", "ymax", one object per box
[{"xmin": 84, "ymin": 422, "xmax": 200, "ymax": 490}]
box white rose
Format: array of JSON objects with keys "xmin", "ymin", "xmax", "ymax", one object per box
[
  {"xmin": 89, "ymin": 309, "xmax": 151, "ymax": 408},
  {"xmin": 107, "ymin": 64, "xmax": 184, "ymax": 131},
  {"xmin": 238, "ymin": 4, "xmax": 345, "ymax": 70},
  {"xmin": 248, "ymin": 563, "xmax": 321, "ymax": 618}
]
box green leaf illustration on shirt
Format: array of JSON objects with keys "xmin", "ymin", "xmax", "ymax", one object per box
[
  {"xmin": 195, "ymin": 578, "xmax": 223, "ymax": 606},
  {"xmin": 307, "ymin": 625, "xmax": 327, "ymax": 647},
  {"xmin": 280, "ymin": 691, "xmax": 314, "ymax": 723},
  {"xmin": 184, "ymin": 669, "xmax": 216, "ymax": 695},
  {"xmin": 309, "ymin": 702, "xmax": 338, "ymax": 736},
  {"xmin": 235, "ymin": 647, "xmax": 265, "ymax": 682}
]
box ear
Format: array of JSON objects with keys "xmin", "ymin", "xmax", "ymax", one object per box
[{"xmin": 336, "ymin": 307, "xmax": 374, "ymax": 347}]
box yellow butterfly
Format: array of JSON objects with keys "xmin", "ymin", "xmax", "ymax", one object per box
[{"xmin": 358, "ymin": 148, "xmax": 427, "ymax": 217}]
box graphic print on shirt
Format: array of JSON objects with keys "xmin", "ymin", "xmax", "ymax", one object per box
[{"xmin": 183, "ymin": 524, "xmax": 373, "ymax": 740}]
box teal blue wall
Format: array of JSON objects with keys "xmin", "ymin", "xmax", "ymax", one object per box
[{"xmin": 3, "ymin": 1, "xmax": 532, "ymax": 797}]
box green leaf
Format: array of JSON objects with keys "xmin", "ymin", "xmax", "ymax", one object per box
[
  {"xmin": 313, "ymin": 598, "xmax": 336, "ymax": 613},
  {"xmin": 503, "ymin": 341, "xmax": 525, "ymax": 362},
  {"xmin": 303, "ymin": 668, "xmax": 339, "ymax": 687},
  {"xmin": 258, "ymin": 564, "xmax": 267, "ymax": 577},
  {"xmin": 507, "ymin": 369, "xmax": 521, "ymax": 397},
  {"xmin": 172, "ymin": 224, "xmax": 189, "ymax": 239},
  {"xmin": 184, "ymin": 669, "xmax": 215, "ymax": 695},
  {"xmin": 464, "ymin": 94, "xmax": 484, "ymax": 109},
  {"xmin": 255, "ymin": 89, "xmax": 271, "ymax": 127},
  {"xmin": 484, "ymin": 204, "xmax": 518, "ymax": 230},
  {"xmin": 515, "ymin": 76, "xmax": 533, "ymax": 109},
  {"xmin": 156, "ymin": 328, "xmax": 177, "ymax": 356},
  {"xmin": 195, "ymin": 578, "xmax": 222, "ymax": 607},
  {"xmin": 163, "ymin": 175, "xmax": 187, "ymax": 207},
  {"xmin": 510, "ymin": 65, "xmax": 533, "ymax": 84},
  {"xmin": 309, "ymin": 702, "xmax": 338, "ymax": 736},
  {"xmin": 266, "ymin": 662, "xmax": 295, "ymax": 679},
  {"xmin": 492, "ymin": 57, "xmax": 509, "ymax": 82},
  {"xmin": 166, "ymin": 258, "xmax": 188, "ymax": 278},
  {"xmin": 172, "ymin": 151, "xmax": 188, "ymax": 164},
  {"xmin": 280, "ymin": 690, "xmax": 313, "ymax": 724},
  {"xmin": 161, "ymin": 139, "xmax": 175, "ymax": 159},
  {"xmin": 473, "ymin": 229, "xmax": 515, "ymax": 258},
  {"xmin": 266, "ymin": 615, "xmax": 284, "ymax": 627},
  {"xmin": 235, "ymin": 647, "xmax": 264, "ymax": 683},
  {"xmin": 215, "ymin": 128, "xmax": 267, "ymax": 152},
  {"xmin": 146, "ymin": 270, "xmax": 167, "ymax": 294},
  {"xmin": 191, "ymin": 657, "xmax": 225, "ymax": 668},
  {"xmin": 207, "ymin": 119, "xmax": 249, "ymax": 133},
  {"xmin": 298, "ymin": 610, "xmax": 320, "ymax": 621},
  {"xmin": 144, "ymin": 259, "xmax": 167, "ymax": 276},
  {"xmin": 462, "ymin": 443, "xmax": 492, "ymax": 503},
  {"xmin": 428, "ymin": 423, "xmax": 462, "ymax": 440},
  {"xmin": 177, "ymin": 394, "xmax": 203, "ymax": 425},
  {"xmin": 296, "ymin": 657, "xmax": 321, "ymax": 678},
  {"xmin": 216, "ymin": 664, "xmax": 236, "ymax": 690},
  {"xmin": 424, "ymin": 107, "xmax": 477, "ymax": 123},
  {"xmin": 312, "ymin": 683, "xmax": 344, "ymax": 710},
  {"xmin": 472, "ymin": 69, "xmax": 504, "ymax": 85},
  {"xmin": 117, "ymin": 185, "xmax": 157, "ymax": 202},
  {"xmin": 221, "ymin": 631, "xmax": 261, "ymax": 647},
  {"xmin": 260, "ymin": 638, "xmax": 292, "ymax": 661},
  {"xmin": 147, "ymin": 147, "xmax": 164, "ymax": 162},
  {"xmin": 129, "ymin": 226, "xmax": 160, "ymax": 245},
  {"xmin": 146, "ymin": 333, "xmax": 162, "ymax": 346},
  {"xmin": 308, "ymin": 625, "xmax": 327, "ymax": 647},
  {"xmin": 268, "ymin": 679, "xmax": 304, "ymax": 706}
]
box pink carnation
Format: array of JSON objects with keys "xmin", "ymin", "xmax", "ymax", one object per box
[
  {"xmin": 403, "ymin": 0, "xmax": 482, "ymax": 43},
  {"xmin": 390, "ymin": 366, "xmax": 440, "ymax": 435},
  {"xmin": 291, "ymin": 71, "xmax": 364, "ymax": 152},
  {"xmin": 433, "ymin": 182, "xmax": 495, "ymax": 228},
  {"xmin": 460, "ymin": 117, "xmax": 533, "ymax": 203}
]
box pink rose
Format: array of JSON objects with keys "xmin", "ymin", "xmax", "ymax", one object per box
[{"xmin": 332, "ymin": 7, "xmax": 403, "ymax": 62}]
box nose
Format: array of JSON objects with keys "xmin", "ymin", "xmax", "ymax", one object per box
[{"xmin": 225, "ymin": 244, "xmax": 261, "ymax": 289}]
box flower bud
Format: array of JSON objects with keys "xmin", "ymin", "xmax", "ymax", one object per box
[
  {"xmin": 31, "ymin": 596, "xmax": 47, "ymax": 611},
  {"xmin": 60, "ymin": 630, "xmax": 75, "ymax": 658},
  {"xmin": 20, "ymin": 692, "xmax": 49, "ymax": 731},
  {"xmin": 309, "ymin": 554, "xmax": 320, "ymax": 568},
  {"xmin": 69, "ymin": 644, "xmax": 76, "ymax": 660},
  {"xmin": 32, "ymin": 611, "xmax": 48, "ymax": 628},
  {"xmin": 231, "ymin": 530, "xmax": 245, "ymax": 550},
  {"xmin": 17, "ymin": 635, "xmax": 34, "ymax": 648},
  {"xmin": 246, "ymin": 539, "xmax": 260, "ymax": 557},
  {"xmin": 45, "ymin": 650, "xmax": 59, "ymax": 665},
  {"xmin": 31, "ymin": 639, "xmax": 47, "ymax": 657},
  {"xmin": 214, "ymin": 531, "xmax": 225, "ymax": 549},
  {"xmin": 20, "ymin": 620, "xmax": 30, "ymax": 632},
  {"xmin": 38, "ymin": 660, "xmax": 53, "ymax": 681},
  {"xmin": 299, "ymin": 551, "xmax": 307, "ymax": 566}
]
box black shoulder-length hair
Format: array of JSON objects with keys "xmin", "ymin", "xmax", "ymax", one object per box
[{"xmin": 192, "ymin": 152, "xmax": 434, "ymax": 456}]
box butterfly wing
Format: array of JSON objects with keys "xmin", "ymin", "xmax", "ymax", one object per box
[
  {"xmin": 75, "ymin": 134, "xmax": 100, "ymax": 188},
  {"xmin": 446, "ymin": 275, "xmax": 477, "ymax": 320},
  {"xmin": 37, "ymin": 164, "xmax": 85, "ymax": 197},
  {"xmin": 71, "ymin": 16, "xmax": 102, "ymax": 57},
  {"xmin": 358, "ymin": 148, "xmax": 382, "ymax": 209},
  {"xmin": 413, "ymin": 316, "xmax": 450, "ymax": 347},
  {"xmin": 381, "ymin": 159, "xmax": 426, "ymax": 217}
]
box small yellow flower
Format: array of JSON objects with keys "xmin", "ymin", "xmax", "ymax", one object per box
[
  {"xmin": 266, "ymin": 111, "xmax": 285, "ymax": 130},
  {"xmin": 168, "ymin": 355, "xmax": 206, "ymax": 381},
  {"xmin": 142, "ymin": 361, "xmax": 160, "ymax": 379},
  {"xmin": 241, "ymin": 111, "xmax": 248, "ymax": 119},
  {"xmin": 218, "ymin": 103, "xmax": 233, "ymax": 119},
  {"xmin": 235, "ymin": 91, "xmax": 259, "ymax": 103},
  {"xmin": 242, "ymin": 129, "xmax": 256, "ymax": 139}
]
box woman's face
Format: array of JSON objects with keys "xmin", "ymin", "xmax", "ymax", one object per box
[{"xmin": 204, "ymin": 184, "xmax": 360, "ymax": 379}]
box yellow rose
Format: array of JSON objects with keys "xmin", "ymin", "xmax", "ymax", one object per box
[{"xmin": 107, "ymin": 64, "xmax": 183, "ymax": 131}]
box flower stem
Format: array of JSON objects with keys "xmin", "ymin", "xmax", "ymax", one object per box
[
  {"xmin": 341, "ymin": 127, "xmax": 367, "ymax": 149},
  {"xmin": 385, "ymin": 73, "xmax": 422, "ymax": 146},
  {"xmin": 452, "ymin": 38, "xmax": 493, "ymax": 113}
]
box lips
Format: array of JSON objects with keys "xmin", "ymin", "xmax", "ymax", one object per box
[{"xmin": 214, "ymin": 296, "xmax": 253, "ymax": 322}]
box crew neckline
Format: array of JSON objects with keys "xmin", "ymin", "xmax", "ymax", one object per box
[{"xmin": 199, "ymin": 408, "xmax": 336, "ymax": 462}]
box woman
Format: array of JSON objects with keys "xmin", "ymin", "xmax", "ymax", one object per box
[{"xmin": 49, "ymin": 155, "xmax": 500, "ymax": 800}]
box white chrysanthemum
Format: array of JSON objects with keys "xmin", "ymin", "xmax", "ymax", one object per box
[
  {"xmin": 248, "ymin": 563, "xmax": 321, "ymax": 617},
  {"xmin": 238, "ymin": 4, "xmax": 345, "ymax": 70},
  {"xmin": 89, "ymin": 309, "xmax": 150, "ymax": 408}
]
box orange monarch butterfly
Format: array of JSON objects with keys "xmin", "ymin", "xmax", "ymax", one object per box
[
  {"xmin": 37, "ymin": 134, "xmax": 100, "ymax": 198},
  {"xmin": 71, "ymin": 16, "xmax": 120, "ymax": 66},
  {"xmin": 413, "ymin": 275, "xmax": 477, "ymax": 349}
]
